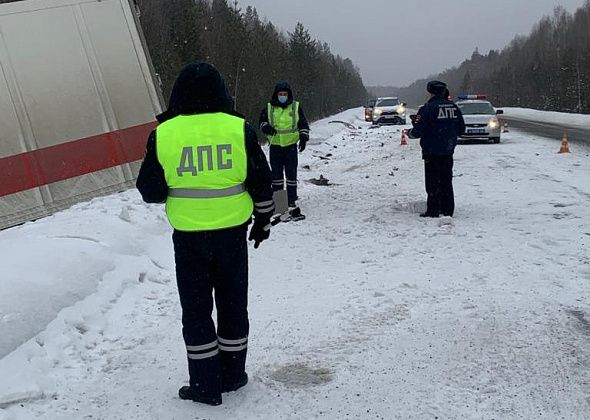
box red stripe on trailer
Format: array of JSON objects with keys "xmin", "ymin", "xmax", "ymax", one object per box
[{"xmin": 0, "ymin": 121, "xmax": 157, "ymax": 197}]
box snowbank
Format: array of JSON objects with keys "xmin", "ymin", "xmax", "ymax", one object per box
[
  {"xmin": 503, "ymin": 107, "xmax": 590, "ymax": 129},
  {"xmin": 308, "ymin": 107, "xmax": 364, "ymax": 143},
  {"xmin": 0, "ymin": 197, "xmax": 173, "ymax": 359}
]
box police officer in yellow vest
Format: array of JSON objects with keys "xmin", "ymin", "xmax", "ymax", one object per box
[
  {"xmin": 137, "ymin": 63, "xmax": 274, "ymax": 406},
  {"xmin": 259, "ymin": 81, "xmax": 310, "ymax": 220}
]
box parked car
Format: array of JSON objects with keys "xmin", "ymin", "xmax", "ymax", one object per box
[
  {"xmin": 455, "ymin": 95, "xmax": 503, "ymax": 143},
  {"xmin": 372, "ymin": 97, "xmax": 407, "ymax": 125},
  {"xmin": 364, "ymin": 98, "xmax": 376, "ymax": 122}
]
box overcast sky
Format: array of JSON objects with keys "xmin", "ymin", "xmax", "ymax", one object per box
[{"xmin": 237, "ymin": 0, "xmax": 584, "ymax": 86}]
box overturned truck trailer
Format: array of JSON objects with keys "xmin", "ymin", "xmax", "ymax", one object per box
[{"xmin": 0, "ymin": 0, "xmax": 163, "ymax": 229}]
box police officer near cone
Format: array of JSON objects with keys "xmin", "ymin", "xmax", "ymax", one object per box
[
  {"xmin": 136, "ymin": 62, "xmax": 274, "ymax": 406},
  {"xmin": 259, "ymin": 81, "xmax": 310, "ymax": 220},
  {"xmin": 408, "ymin": 81, "xmax": 465, "ymax": 217}
]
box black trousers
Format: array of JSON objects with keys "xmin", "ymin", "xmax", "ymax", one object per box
[
  {"xmin": 269, "ymin": 144, "xmax": 298, "ymax": 206},
  {"xmin": 423, "ymin": 155, "xmax": 455, "ymax": 217},
  {"xmin": 172, "ymin": 224, "xmax": 249, "ymax": 399}
]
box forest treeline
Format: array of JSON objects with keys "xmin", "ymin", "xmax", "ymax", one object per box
[
  {"xmin": 372, "ymin": 1, "xmax": 590, "ymax": 113},
  {"xmin": 5, "ymin": 0, "xmax": 587, "ymax": 116},
  {"xmin": 136, "ymin": 0, "xmax": 368, "ymax": 123}
]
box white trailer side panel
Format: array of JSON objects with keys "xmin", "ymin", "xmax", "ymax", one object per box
[{"xmin": 0, "ymin": 0, "xmax": 163, "ymax": 230}]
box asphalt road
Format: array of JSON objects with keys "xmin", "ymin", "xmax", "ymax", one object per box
[{"xmin": 500, "ymin": 115, "xmax": 590, "ymax": 147}]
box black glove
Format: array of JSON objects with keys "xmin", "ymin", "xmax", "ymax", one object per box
[
  {"xmin": 248, "ymin": 217, "xmax": 271, "ymax": 249},
  {"xmin": 298, "ymin": 139, "xmax": 307, "ymax": 152},
  {"xmin": 261, "ymin": 124, "xmax": 277, "ymax": 136}
]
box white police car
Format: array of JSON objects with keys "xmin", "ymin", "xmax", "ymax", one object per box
[
  {"xmin": 455, "ymin": 95, "xmax": 503, "ymax": 143},
  {"xmin": 372, "ymin": 97, "xmax": 407, "ymax": 125}
]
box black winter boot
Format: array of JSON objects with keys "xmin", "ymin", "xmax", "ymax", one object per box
[
  {"xmin": 288, "ymin": 206, "xmax": 306, "ymax": 221},
  {"xmin": 222, "ymin": 372, "xmax": 248, "ymax": 393},
  {"xmin": 178, "ymin": 386, "xmax": 222, "ymax": 406}
]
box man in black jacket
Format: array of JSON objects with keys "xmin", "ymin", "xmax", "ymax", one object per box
[
  {"xmin": 408, "ymin": 81, "xmax": 465, "ymax": 217},
  {"xmin": 136, "ymin": 62, "xmax": 274, "ymax": 406},
  {"xmin": 259, "ymin": 81, "xmax": 310, "ymax": 220}
]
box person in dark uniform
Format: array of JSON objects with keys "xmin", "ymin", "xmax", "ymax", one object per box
[
  {"xmin": 136, "ymin": 62, "xmax": 274, "ymax": 406},
  {"xmin": 408, "ymin": 81, "xmax": 465, "ymax": 217},
  {"xmin": 259, "ymin": 81, "xmax": 310, "ymax": 220}
]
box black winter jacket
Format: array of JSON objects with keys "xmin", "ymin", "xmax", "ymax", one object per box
[
  {"xmin": 136, "ymin": 62, "xmax": 274, "ymax": 222},
  {"xmin": 408, "ymin": 95, "xmax": 465, "ymax": 157}
]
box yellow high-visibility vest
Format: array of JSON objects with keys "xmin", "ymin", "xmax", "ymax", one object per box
[
  {"xmin": 267, "ymin": 101, "xmax": 300, "ymax": 147},
  {"xmin": 156, "ymin": 113, "xmax": 253, "ymax": 231}
]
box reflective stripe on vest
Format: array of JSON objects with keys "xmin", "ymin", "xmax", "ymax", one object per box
[
  {"xmin": 267, "ymin": 101, "xmax": 300, "ymax": 147},
  {"xmin": 156, "ymin": 113, "xmax": 254, "ymax": 232},
  {"xmin": 168, "ymin": 184, "xmax": 246, "ymax": 199}
]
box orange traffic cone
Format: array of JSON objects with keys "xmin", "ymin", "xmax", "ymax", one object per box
[
  {"xmin": 503, "ymin": 121, "xmax": 509, "ymax": 133},
  {"xmin": 558, "ymin": 132, "xmax": 571, "ymax": 154},
  {"xmin": 400, "ymin": 129, "xmax": 408, "ymax": 145}
]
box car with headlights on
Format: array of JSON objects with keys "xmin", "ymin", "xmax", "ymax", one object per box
[
  {"xmin": 372, "ymin": 97, "xmax": 407, "ymax": 125},
  {"xmin": 455, "ymin": 95, "xmax": 503, "ymax": 143}
]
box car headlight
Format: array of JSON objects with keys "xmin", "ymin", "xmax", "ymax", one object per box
[
  {"xmin": 488, "ymin": 118, "xmax": 499, "ymax": 129},
  {"xmin": 374, "ymin": 108, "xmax": 383, "ymax": 116},
  {"xmin": 397, "ymin": 106, "xmax": 406, "ymax": 114}
]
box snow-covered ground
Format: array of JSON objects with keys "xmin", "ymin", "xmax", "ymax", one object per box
[
  {"xmin": 1, "ymin": 108, "xmax": 590, "ymax": 419},
  {"xmin": 503, "ymin": 107, "xmax": 590, "ymax": 129}
]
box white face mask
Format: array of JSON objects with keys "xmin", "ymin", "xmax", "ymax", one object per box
[{"xmin": 277, "ymin": 95, "xmax": 288, "ymax": 104}]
